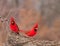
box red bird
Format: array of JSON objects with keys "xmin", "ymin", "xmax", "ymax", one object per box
[
  {"xmin": 25, "ymin": 23, "xmax": 38, "ymax": 37},
  {"xmin": 10, "ymin": 17, "xmax": 19, "ymax": 34}
]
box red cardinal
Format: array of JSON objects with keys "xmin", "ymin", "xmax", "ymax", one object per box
[
  {"xmin": 25, "ymin": 23, "xmax": 38, "ymax": 37},
  {"xmin": 10, "ymin": 17, "xmax": 19, "ymax": 34}
]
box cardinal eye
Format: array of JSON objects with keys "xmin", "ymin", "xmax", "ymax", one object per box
[{"xmin": 11, "ymin": 21, "xmax": 15, "ymax": 25}]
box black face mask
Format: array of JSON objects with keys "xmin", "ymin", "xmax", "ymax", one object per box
[{"xmin": 34, "ymin": 28, "xmax": 37, "ymax": 32}]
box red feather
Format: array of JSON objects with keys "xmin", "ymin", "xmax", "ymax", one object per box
[
  {"xmin": 10, "ymin": 17, "xmax": 19, "ymax": 34},
  {"xmin": 25, "ymin": 23, "xmax": 38, "ymax": 37}
]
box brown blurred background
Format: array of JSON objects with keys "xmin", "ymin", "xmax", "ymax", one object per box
[{"xmin": 0, "ymin": 0, "xmax": 60, "ymax": 46}]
